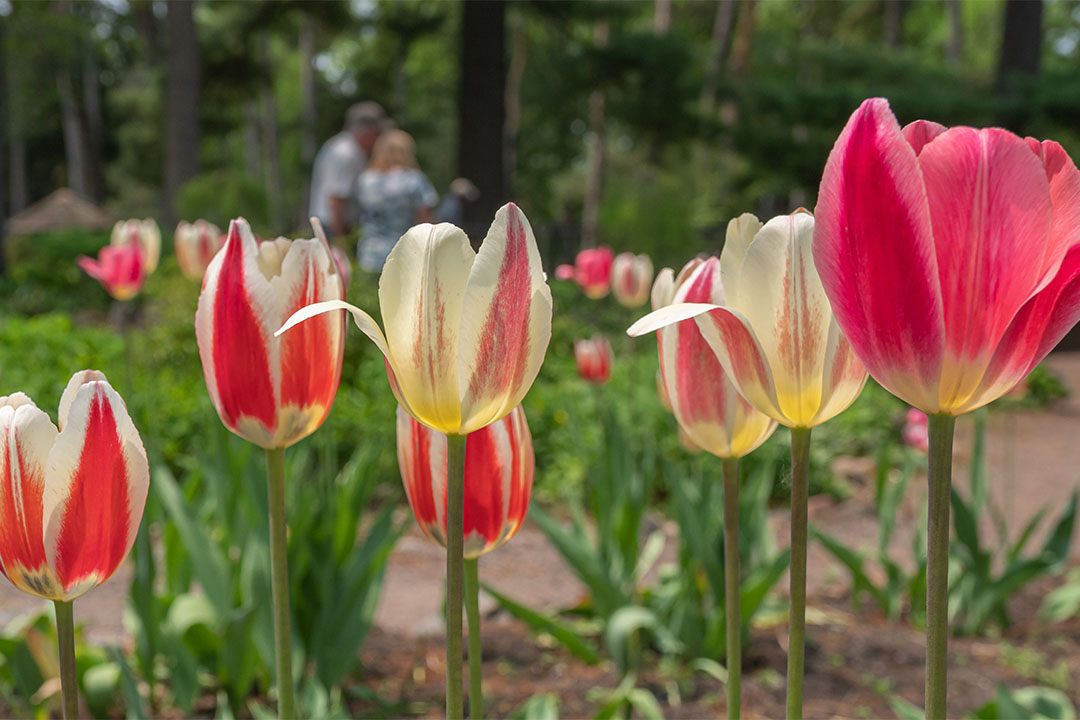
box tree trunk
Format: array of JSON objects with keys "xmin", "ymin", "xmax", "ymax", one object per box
[
  {"xmin": 701, "ymin": 0, "xmax": 736, "ymax": 116},
  {"xmin": 243, "ymin": 100, "xmax": 262, "ymax": 179},
  {"xmin": 504, "ymin": 11, "xmax": 527, "ymax": 199},
  {"xmin": 164, "ymin": 0, "xmax": 201, "ymax": 223},
  {"xmin": 654, "ymin": 0, "xmax": 671, "ymax": 35},
  {"xmin": 53, "ymin": 0, "xmax": 89, "ymax": 198},
  {"xmin": 729, "ymin": 0, "xmax": 757, "ymax": 79},
  {"xmin": 581, "ymin": 20, "xmax": 609, "ymax": 249},
  {"xmin": 299, "ymin": 16, "xmax": 317, "ymax": 224},
  {"xmin": 996, "ymin": 0, "xmax": 1042, "ymax": 91},
  {"xmin": 946, "ymin": 0, "xmax": 963, "ymax": 62},
  {"xmin": 883, "ymin": 0, "xmax": 908, "ymax": 48},
  {"xmin": 0, "ymin": 19, "xmax": 7, "ymax": 275},
  {"xmin": 260, "ymin": 37, "xmax": 284, "ymax": 234},
  {"xmin": 83, "ymin": 44, "xmax": 105, "ymax": 203},
  {"xmin": 457, "ymin": 0, "xmax": 506, "ymax": 239}
]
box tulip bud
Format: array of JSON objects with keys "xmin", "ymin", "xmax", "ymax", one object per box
[
  {"xmin": 111, "ymin": 218, "xmax": 161, "ymax": 274},
  {"xmin": 574, "ymin": 335, "xmax": 613, "ymax": 384},
  {"xmin": 174, "ymin": 219, "xmax": 225, "ymax": 281},
  {"xmin": 611, "ymin": 252, "xmax": 654, "ymax": 308},
  {"xmin": 78, "ymin": 242, "xmax": 147, "ymax": 300}
]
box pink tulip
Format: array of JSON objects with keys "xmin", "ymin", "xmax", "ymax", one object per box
[
  {"xmin": 78, "ymin": 242, "xmax": 147, "ymax": 301},
  {"xmin": 558, "ymin": 246, "xmax": 614, "ymax": 299},
  {"xmin": 111, "ymin": 218, "xmax": 161, "ymax": 274},
  {"xmin": 174, "ymin": 220, "xmax": 225, "ymax": 281},
  {"xmin": 0, "ymin": 371, "xmax": 149, "ymax": 601},
  {"xmin": 574, "ymin": 335, "xmax": 613, "ymax": 384},
  {"xmin": 814, "ymin": 97, "xmax": 1080, "ymax": 415},
  {"xmin": 397, "ymin": 405, "xmax": 533, "ymax": 558},
  {"xmin": 902, "ymin": 408, "xmax": 929, "ymax": 454},
  {"xmin": 611, "ymin": 252, "xmax": 654, "ymax": 308}
]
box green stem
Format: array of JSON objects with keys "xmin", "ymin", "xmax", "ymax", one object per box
[
  {"xmin": 722, "ymin": 457, "xmax": 741, "ymax": 720},
  {"xmin": 446, "ymin": 434, "xmax": 468, "ymax": 720},
  {"xmin": 266, "ymin": 447, "xmax": 296, "ymax": 720},
  {"xmin": 54, "ymin": 600, "xmax": 78, "ymax": 720},
  {"xmin": 786, "ymin": 427, "xmax": 811, "ymax": 720},
  {"xmin": 464, "ymin": 558, "xmax": 483, "ymax": 720},
  {"xmin": 925, "ymin": 414, "xmax": 956, "ymax": 720}
]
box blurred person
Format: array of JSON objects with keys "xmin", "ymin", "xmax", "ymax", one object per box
[
  {"xmin": 355, "ymin": 129, "xmax": 438, "ymax": 271},
  {"xmin": 309, "ymin": 101, "xmax": 386, "ymax": 238},
  {"xmin": 434, "ymin": 177, "xmax": 480, "ymax": 226}
]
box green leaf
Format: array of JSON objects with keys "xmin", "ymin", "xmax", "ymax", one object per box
[
  {"xmin": 811, "ymin": 527, "xmax": 888, "ymax": 612},
  {"xmin": 153, "ymin": 465, "xmax": 232, "ymax": 616},
  {"xmin": 741, "ymin": 548, "xmax": 791, "ymax": 623},
  {"xmin": 887, "ymin": 695, "xmax": 925, "ymax": 720},
  {"xmin": 1039, "ymin": 491, "xmax": 1078, "ymax": 567},
  {"xmin": 482, "ymin": 583, "xmax": 600, "ymax": 664},
  {"xmin": 530, "ymin": 504, "xmax": 623, "ymax": 616},
  {"xmin": 509, "ymin": 692, "xmax": 560, "ymax": 720},
  {"xmin": 108, "ymin": 645, "xmax": 149, "ymax": 720}
]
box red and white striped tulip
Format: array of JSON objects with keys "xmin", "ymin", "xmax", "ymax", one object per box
[
  {"xmin": 555, "ymin": 246, "xmax": 615, "ymax": 299},
  {"xmin": 78, "ymin": 242, "xmax": 147, "ymax": 301},
  {"xmin": 611, "ymin": 252, "xmax": 654, "ymax": 308},
  {"xmin": 644, "ymin": 257, "xmax": 777, "ymax": 457},
  {"xmin": 0, "ymin": 371, "xmax": 149, "ymax": 601},
  {"xmin": 397, "ymin": 405, "xmax": 533, "ymax": 558},
  {"xmin": 195, "ymin": 218, "xmax": 346, "ymax": 449},
  {"xmin": 814, "ymin": 97, "xmax": 1080, "ymax": 415},
  {"xmin": 574, "ymin": 335, "xmax": 613, "ymax": 384},
  {"xmin": 111, "ymin": 218, "xmax": 161, "ymax": 274},
  {"xmin": 629, "ymin": 211, "xmax": 868, "ymax": 429},
  {"xmin": 278, "ymin": 203, "xmax": 552, "ymax": 436},
  {"xmin": 174, "ymin": 220, "xmax": 225, "ymax": 281}
]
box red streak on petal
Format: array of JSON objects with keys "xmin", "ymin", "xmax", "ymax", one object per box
[
  {"xmin": 54, "ymin": 391, "xmax": 131, "ymax": 592},
  {"xmin": 463, "ymin": 423, "xmax": 504, "ymax": 544},
  {"xmin": 281, "ymin": 261, "xmax": 341, "ymax": 413},
  {"xmin": 405, "ymin": 419, "xmax": 440, "ymax": 529},
  {"xmin": 673, "ymin": 264, "xmax": 729, "ymax": 427},
  {"xmin": 0, "ymin": 428, "xmax": 47, "ymax": 576},
  {"xmin": 466, "ymin": 205, "xmax": 533, "ymax": 400},
  {"xmin": 211, "ymin": 231, "xmax": 277, "ymax": 431}
]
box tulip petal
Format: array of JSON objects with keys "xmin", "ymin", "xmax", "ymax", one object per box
[
  {"xmin": 1026, "ymin": 139, "xmax": 1080, "ymax": 294},
  {"xmin": 627, "ymin": 302, "xmax": 719, "ymax": 338},
  {"xmin": 58, "ymin": 370, "xmax": 107, "ymax": 432},
  {"xmin": 693, "ymin": 306, "xmax": 785, "ymax": 424},
  {"xmin": 397, "ymin": 406, "xmax": 447, "ymax": 544},
  {"xmin": 964, "ymin": 245, "xmax": 1080, "ymax": 412},
  {"xmin": 458, "ymin": 203, "xmax": 553, "ymax": 434},
  {"xmin": 650, "ymin": 268, "xmax": 676, "ymax": 311},
  {"xmin": 272, "ymin": 239, "xmax": 345, "ymax": 446},
  {"xmin": 43, "ymin": 379, "xmax": 149, "ymax": 601},
  {"xmin": 902, "ymin": 120, "xmax": 947, "ymax": 155},
  {"xmin": 195, "ymin": 220, "xmax": 279, "ymax": 446},
  {"xmin": 918, "ymin": 127, "xmax": 1053, "ymax": 410},
  {"xmin": 0, "ymin": 400, "xmax": 63, "ymax": 599},
  {"xmin": 379, "ymin": 223, "xmax": 475, "ymax": 433},
  {"xmin": 814, "ymin": 97, "xmax": 945, "ymax": 411},
  {"xmin": 809, "ymin": 319, "xmax": 869, "ymax": 426},
  {"xmin": 731, "ymin": 212, "xmax": 833, "ymax": 426},
  {"xmin": 719, "ymin": 212, "xmax": 762, "ymax": 307}
]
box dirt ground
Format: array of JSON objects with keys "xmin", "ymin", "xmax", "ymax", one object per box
[{"xmin": 4, "ymin": 354, "xmax": 1080, "ymax": 717}]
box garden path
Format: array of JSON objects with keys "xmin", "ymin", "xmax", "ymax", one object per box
[{"xmin": 2, "ymin": 354, "xmax": 1079, "ymax": 645}]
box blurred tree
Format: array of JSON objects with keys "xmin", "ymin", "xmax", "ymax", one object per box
[
  {"xmin": 458, "ymin": 0, "xmax": 506, "ymax": 238},
  {"xmin": 997, "ymin": 0, "xmax": 1043, "ymax": 91},
  {"xmin": 581, "ymin": 18, "xmax": 608, "ymax": 248},
  {"xmin": 946, "ymin": 0, "xmax": 963, "ymax": 63},
  {"xmin": 0, "ymin": 13, "xmax": 7, "ymax": 275},
  {"xmin": 164, "ymin": 0, "xmax": 201, "ymax": 223}
]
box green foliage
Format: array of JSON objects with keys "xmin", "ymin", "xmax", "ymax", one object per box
[
  {"xmin": 1042, "ymin": 568, "xmax": 1080, "ymax": 624},
  {"xmin": 175, "ymin": 172, "xmax": 271, "ymax": 235},
  {"xmin": 1, "ymin": 230, "xmax": 113, "ymax": 316}
]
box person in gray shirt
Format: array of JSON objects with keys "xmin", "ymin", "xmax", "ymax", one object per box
[{"xmin": 309, "ymin": 102, "xmax": 385, "ymax": 238}]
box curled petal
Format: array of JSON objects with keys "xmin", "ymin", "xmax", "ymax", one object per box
[
  {"xmin": 1026, "ymin": 139, "xmax": 1080, "ymax": 294},
  {"xmin": 814, "ymin": 97, "xmax": 945, "ymax": 411},
  {"xmin": 719, "ymin": 212, "xmax": 762, "ymax": 306},
  {"xmin": 901, "ymin": 120, "xmax": 948, "ymax": 156},
  {"xmin": 43, "ymin": 378, "xmax": 149, "ymax": 601},
  {"xmin": 650, "ymin": 268, "xmax": 676, "ymax": 311},
  {"xmin": 457, "ymin": 203, "xmax": 553, "ymax": 434}
]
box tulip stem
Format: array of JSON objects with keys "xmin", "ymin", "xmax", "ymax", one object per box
[
  {"xmin": 464, "ymin": 558, "xmax": 484, "ymax": 720},
  {"xmin": 925, "ymin": 414, "xmax": 956, "ymax": 720},
  {"xmin": 446, "ymin": 433, "xmax": 468, "ymax": 720},
  {"xmin": 54, "ymin": 600, "xmax": 78, "ymax": 720},
  {"xmin": 722, "ymin": 457, "xmax": 741, "ymax": 720},
  {"xmin": 786, "ymin": 426, "xmax": 811, "ymax": 720},
  {"xmin": 266, "ymin": 447, "xmax": 296, "ymax": 720}
]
